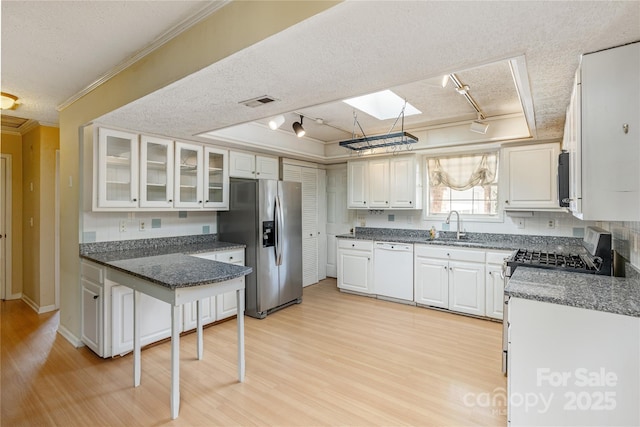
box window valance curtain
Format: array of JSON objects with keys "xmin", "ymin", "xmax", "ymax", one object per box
[{"xmin": 427, "ymin": 152, "xmax": 498, "ymax": 191}]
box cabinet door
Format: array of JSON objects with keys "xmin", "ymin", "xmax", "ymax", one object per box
[
  {"xmin": 256, "ymin": 155, "xmax": 279, "ymax": 180},
  {"xmin": 204, "ymin": 147, "xmax": 229, "ymax": 209},
  {"xmin": 347, "ymin": 161, "xmax": 369, "ymax": 208},
  {"xmin": 111, "ymin": 285, "xmax": 172, "ymax": 356},
  {"xmin": 390, "ymin": 156, "xmax": 416, "ymax": 208},
  {"xmin": 174, "ymin": 142, "xmax": 204, "ymax": 208},
  {"xmin": 414, "ymin": 256, "xmax": 449, "ymax": 308},
  {"xmin": 182, "ymin": 297, "xmax": 216, "ymax": 331},
  {"xmin": 96, "ymin": 128, "xmax": 139, "ymax": 208},
  {"xmin": 337, "ymin": 248, "xmax": 372, "ymax": 293},
  {"xmin": 485, "ymin": 264, "xmax": 505, "ymax": 320},
  {"xmin": 503, "ymin": 143, "xmax": 560, "ymax": 209},
  {"xmin": 81, "ymin": 279, "xmax": 103, "ymax": 356},
  {"xmin": 215, "ymin": 250, "xmax": 245, "ymax": 320},
  {"xmin": 229, "ymin": 151, "xmax": 256, "ymax": 178},
  {"xmin": 449, "ymin": 261, "xmax": 485, "ymax": 316},
  {"xmin": 140, "ymin": 136, "xmax": 174, "ymax": 208},
  {"xmin": 581, "ymin": 42, "xmax": 640, "ymax": 221},
  {"xmin": 368, "ymin": 159, "xmax": 390, "ymax": 208}
]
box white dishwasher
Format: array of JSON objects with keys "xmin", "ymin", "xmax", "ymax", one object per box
[{"xmin": 373, "ymin": 242, "xmax": 414, "ymax": 301}]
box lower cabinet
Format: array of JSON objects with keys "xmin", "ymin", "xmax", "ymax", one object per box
[
  {"xmin": 81, "ymin": 277, "xmax": 104, "ymax": 356},
  {"xmin": 485, "ymin": 250, "xmax": 512, "ymax": 320},
  {"xmin": 414, "ymin": 245, "xmax": 486, "ymax": 317},
  {"xmin": 111, "ymin": 283, "xmax": 172, "ymax": 356},
  {"xmin": 337, "ymin": 239, "xmax": 373, "ymax": 294}
]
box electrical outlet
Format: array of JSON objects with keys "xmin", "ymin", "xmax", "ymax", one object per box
[
  {"xmin": 119, "ymin": 219, "xmax": 127, "ymax": 233},
  {"xmin": 139, "ymin": 220, "xmax": 146, "ymax": 231},
  {"xmin": 516, "ymin": 218, "xmax": 525, "ymax": 229},
  {"xmin": 547, "ymin": 219, "xmax": 556, "ymax": 229}
]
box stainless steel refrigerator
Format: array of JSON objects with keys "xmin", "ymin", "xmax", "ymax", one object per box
[{"xmin": 218, "ymin": 178, "xmax": 303, "ymax": 318}]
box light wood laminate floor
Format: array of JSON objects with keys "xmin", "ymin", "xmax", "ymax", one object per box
[{"xmin": 1, "ymin": 279, "xmax": 507, "ymax": 426}]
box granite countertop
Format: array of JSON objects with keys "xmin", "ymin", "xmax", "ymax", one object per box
[
  {"xmin": 80, "ymin": 235, "xmax": 251, "ymax": 290},
  {"xmin": 505, "ymin": 267, "xmax": 640, "ymax": 317},
  {"xmin": 336, "ymin": 227, "xmax": 586, "ymax": 253}
]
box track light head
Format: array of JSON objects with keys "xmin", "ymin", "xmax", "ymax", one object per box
[
  {"xmin": 268, "ymin": 115, "xmax": 285, "ymax": 130},
  {"xmin": 292, "ymin": 115, "xmax": 305, "ymax": 137}
]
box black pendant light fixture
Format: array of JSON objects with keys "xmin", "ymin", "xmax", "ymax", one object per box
[{"xmin": 292, "ymin": 115, "xmax": 305, "ymax": 137}]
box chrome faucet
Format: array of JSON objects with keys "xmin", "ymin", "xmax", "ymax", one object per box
[{"xmin": 445, "ymin": 210, "xmax": 465, "ymax": 240}]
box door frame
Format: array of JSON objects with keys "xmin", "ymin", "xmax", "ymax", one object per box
[
  {"xmin": 55, "ymin": 150, "xmax": 60, "ymax": 309},
  {"xmin": 1, "ymin": 154, "xmax": 14, "ymax": 300}
]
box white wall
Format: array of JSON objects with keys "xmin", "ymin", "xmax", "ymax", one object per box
[{"xmin": 82, "ymin": 211, "xmax": 216, "ymax": 243}]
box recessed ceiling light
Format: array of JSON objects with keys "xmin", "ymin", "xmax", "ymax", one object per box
[{"xmin": 343, "ymin": 90, "xmax": 421, "ymax": 120}]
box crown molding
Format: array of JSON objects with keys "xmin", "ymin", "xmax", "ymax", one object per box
[{"xmin": 56, "ymin": 1, "xmax": 229, "ymax": 112}]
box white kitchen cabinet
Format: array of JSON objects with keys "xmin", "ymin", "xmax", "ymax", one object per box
[
  {"xmin": 573, "ymin": 42, "xmax": 640, "ymax": 221},
  {"xmin": 111, "ymin": 284, "xmax": 172, "ymax": 356},
  {"xmin": 229, "ymin": 151, "xmax": 279, "ymax": 179},
  {"xmin": 508, "ymin": 298, "xmax": 640, "ymax": 426},
  {"xmin": 337, "ymin": 239, "xmax": 373, "ymax": 294},
  {"xmin": 414, "ymin": 253, "xmax": 449, "ymax": 308},
  {"xmin": 414, "ymin": 245, "xmax": 485, "ymax": 316},
  {"xmin": 368, "ymin": 159, "xmax": 390, "ymax": 208},
  {"xmin": 203, "ymin": 147, "xmax": 229, "ymax": 209},
  {"xmin": 81, "ymin": 260, "xmax": 104, "ymax": 356},
  {"xmin": 347, "ymin": 161, "xmax": 369, "ymax": 208},
  {"xmin": 347, "ymin": 155, "xmax": 421, "ymax": 210},
  {"xmin": 282, "ymin": 161, "xmax": 327, "ymax": 286},
  {"xmin": 485, "ymin": 250, "xmax": 511, "ymax": 320},
  {"xmin": 182, "ymin": 252, "xmax": 217, "ymax": 330},
  {"xmin": 502, "ymin": 142, "xmax": 561, "ymax": 210},
  {"xmin": 390, "ymin": 156, "xmax": 422, "ymax": 209},
  {"xmin": 139, "ymin": 135, "xmax": 174, "ymax": 208},
  {"xmin": 95, "ymin": 128, "xmax": 139, "ymax": 209},
  {"xmin": 174, "ymin": 142, "xmax": 204, "ymax": 208}
]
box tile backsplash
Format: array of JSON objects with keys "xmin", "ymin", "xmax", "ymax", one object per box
[
  {"xmin": 82, "ymin": 211, "xmax": 216, "ymax": 242},
  {"xmin": 598, "ymin": 221, "xmax": 640, "ymax": 270}
]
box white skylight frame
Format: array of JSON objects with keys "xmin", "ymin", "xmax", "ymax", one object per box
[{"xmin": 342, "ymin": 89, "xmax": 421, "ymax": 120}]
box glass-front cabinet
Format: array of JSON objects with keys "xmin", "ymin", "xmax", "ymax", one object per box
[
  {"xmin": 174, "ymin": 142, "xmax": 203, "ymax": 208},
  {"xmin": 140, "ymin": 136, "xmax": 174, "ymax": 208},
  {"xmin": 97, "ymin": 128, "xmax": 139, "ymax": 208},
  {"xmin": 204, "ymin": 147, "xmax": 229, "ymax": 209}
]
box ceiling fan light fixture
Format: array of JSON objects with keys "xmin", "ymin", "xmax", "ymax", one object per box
[
  {"xmin": 292, "ymin": 115, "xmax": 305, "ymax": 137},
  {"xmin": 1, "ymin": 92, "xmax": 19, "ymax": 110},
  {"xmin": 268, "ymin": 115, "xmax": 285, "ymax": 130}
]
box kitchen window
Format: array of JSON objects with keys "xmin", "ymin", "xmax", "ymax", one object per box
[{"xmin": 425, "ymin": 152, "xmax": 499, "ymax": 217}]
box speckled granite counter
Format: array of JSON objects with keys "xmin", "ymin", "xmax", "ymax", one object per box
[
  {"xmin": 505, "ymin": 267, "xmax": 640, "ymax": 317},
  {"xmin": 80, "ymin": 235, "xmax": 251, "ymax": 289},
  {"xmin": 336, "ymin": 227, "xmax": 585, "ymax": 253}
]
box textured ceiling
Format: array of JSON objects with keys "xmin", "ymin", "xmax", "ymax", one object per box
[
  {"xmin": 97, "ymin": 1, "xmax": 640, "ymax": 146},
  {"xmin": 1, "ymin": 0, "xmax": 218, "ymax": 126}
]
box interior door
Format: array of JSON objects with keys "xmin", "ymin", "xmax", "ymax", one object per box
[
  {"xmin": 0, "ymin": 156, "xmax": 6, "ymax": 299},
  {"xmin": 326, "ymin": 166, "xmax": 352, "ymax": 278}
]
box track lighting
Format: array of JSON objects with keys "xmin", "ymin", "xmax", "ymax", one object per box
[
  {"xmin": 292, "ymin": 115, "xmax": 305, "ymax": 137},
  {"xmin": 470, "ymin": 113, "xmax": 490, "ymax": 134},
  {"xmin": 268, "ymin": 115, "xmax": 285, "ymax": 130}
]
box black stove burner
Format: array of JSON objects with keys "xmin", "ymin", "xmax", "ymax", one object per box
[{"xmin": 511, "ymin": 249, "xmax": 597, "ymax": 272}]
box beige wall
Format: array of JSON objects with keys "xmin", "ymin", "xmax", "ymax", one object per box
[
  {"xmin": 59, "ymin": 1, "xmax": 340, "ymax": 341},
  {"xmin": 20, "ymin": 125, "xmax": 60, "ymax": 309},
  {"xmin": 0, "ymin": 132, "xmax": 24, "ymax": 296}
]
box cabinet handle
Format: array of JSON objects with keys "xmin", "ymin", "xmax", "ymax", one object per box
[
  {"xmin": 168, "ymin": 199, "xmax": 173, "ymax": 203},
  {"xmin": 206, "ymin": 200, "xmax": 209, "ymax": 203},
  {"xmin": 229, "ymin": 257, "xmax": 233, "ymax": 260},
  {"xmin": 409, "ymin": 201, "xmax": 412, "ymax": 204},
  {"xmin": 367, "ymin": 258, "xmax": 370, "ymax": 261},
  {"xmin": 363, "ymin": 201, "xmax": 366, "ymax": 204},
  {"xmin": 132, "ymin": 198, "xmax": 137, "ymax": 202},
  {"xmin": 505, "ymin": 200, "xmax": 509, "ymax": 204},
  {"xmin": 443, "ymin": 266, "xmax": 447, "ymax": 270},
  {"xmin": 93, "ymin": 295, "xmax": 99, "ymax": 300},
  {"xmin": 352, "ymin": 244, "xmax": 355, "ymax": 247},
  {"xmin": 623, "ymin": 123, "xmax": 629, "ymax": 134},
  {"xmin": 198, "ymin": 200, "xmax": 202, "ymax": 204},
  {"xmin": 310, "ymin": 233, "xmax": 313, "ymax": 237},
  {"xmin": 489, "ymin": 271, "xmax": 492, "ymax": 276},
  {"xmin": 257, "ymin": 172, "xmax": 260, "ymax": 175}
]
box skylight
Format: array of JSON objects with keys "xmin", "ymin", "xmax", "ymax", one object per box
[{"xmin": 342, "ymin": 90, "xmax": 421, "ymax": 120}]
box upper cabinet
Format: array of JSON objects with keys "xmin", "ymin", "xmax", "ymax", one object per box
[
  {"xmin": 93, "ymin": 127, "xmax": 229, "ymax": 211},
  {"xmin": 502, "ymin": 142, "xmax": 561, "ymax": 211},
  {"xmin": 229, "ymin": 151, "xmax": 279, "ymax": 180},
  {"xmin": 565, "ymin": 42, "xmax": 639, "ymax": 221},
  {"xmin": 174, "ymin": 142, "xmax": 204, "ymax": 208},
  {"xmin": 347, "ymin": 155, "xmax": 422, "ymax": 210},
  {"xmin": 204, "ymin": 147, "xmax": 229, "ymax": 209},
  {"xmin": 139, "ymin": 135, "xmax": 174, "ymax": 208},
  {"xmin": 95, "ymin": 128, "xmax": 139, "ymax": 209}
]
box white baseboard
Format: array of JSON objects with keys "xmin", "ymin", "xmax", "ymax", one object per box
[
  {"xmin": 38, "ymin": 304, "xmax": 57, "ymax": 314},
  {"xmin": 57, "ymin": 324, "xmax": 84, "ymax": 348},
  {"xmin": 4, "ymin": 292, "xmax": 22, "ymax": 300},
  {"xmin": 21, "ymin": 294, "xmax": 39, "ymax": 313}
]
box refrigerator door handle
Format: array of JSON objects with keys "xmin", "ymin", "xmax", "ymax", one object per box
[{"xmin": 275, "ymin": 195, "xmax": 283, "ymax": 266}]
